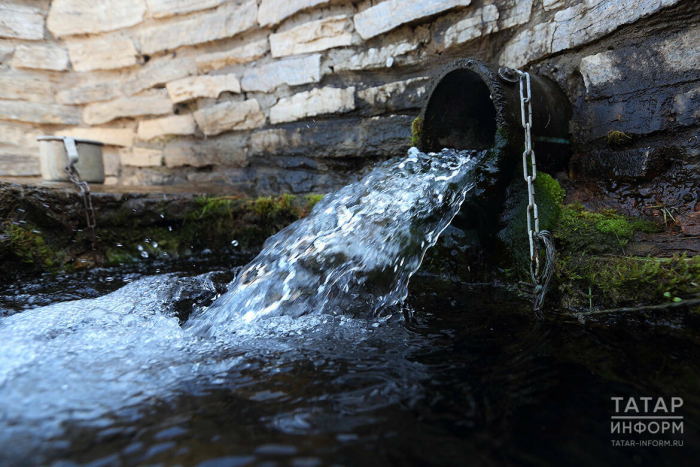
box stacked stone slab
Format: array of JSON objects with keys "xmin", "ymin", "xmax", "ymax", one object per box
[{"xmin": 0, "ymin": 0, "xmax": 696, "ymax": 201}]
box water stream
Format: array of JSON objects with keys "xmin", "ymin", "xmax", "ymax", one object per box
[{"xmin": 1, "ymin": 148, "xmax": 698, "ymax": 465}]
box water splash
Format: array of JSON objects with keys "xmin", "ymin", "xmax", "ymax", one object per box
[{"xmin": 188, "ymin": 148, "xmax": 484, "ymax": 336}]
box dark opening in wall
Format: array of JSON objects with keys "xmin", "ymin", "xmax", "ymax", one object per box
[{"xmin": 421, "ymin": 69, "xmax": 497, "ymax": 152}]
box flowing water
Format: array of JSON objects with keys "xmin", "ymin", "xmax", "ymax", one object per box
[{"xmin": 0, "ymin": 148, "xmax": 699, "ymax": 466}]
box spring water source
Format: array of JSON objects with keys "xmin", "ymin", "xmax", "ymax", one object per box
[{"xmin": 0, "ymin": 147, "xmax": 487, "ymax": 464}]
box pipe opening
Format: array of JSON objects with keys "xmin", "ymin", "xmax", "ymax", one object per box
[{"xmin": 421, "ymin": 69, "xmax": 497, "ymax": 152}]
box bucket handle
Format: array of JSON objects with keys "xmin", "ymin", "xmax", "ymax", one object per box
[{"xmin": 62, "ymin": 137, "xmax": 79, "ymax": 166}]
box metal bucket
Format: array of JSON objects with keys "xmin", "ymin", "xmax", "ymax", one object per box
[{"xmin": 37, "ymin": 136, "xmax": 105, "ymax": 183}]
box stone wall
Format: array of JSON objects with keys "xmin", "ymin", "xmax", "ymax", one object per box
[{"xmin": 0, "ymin": 0, "xmax": 698, "ymax": 200}]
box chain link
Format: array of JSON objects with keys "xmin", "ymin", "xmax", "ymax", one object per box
[
  {"xmin": 499, "ymin": 68, "xmax": 556, "ymax": 315},
  {"xmin": 64, "ymin": 140, "xmax": 100, "ymax": 265}
]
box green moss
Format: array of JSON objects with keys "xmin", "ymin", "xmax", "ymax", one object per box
[
  {"xmin": 0, "ymin": 222, "xmax": 59, "ymax": 269},
  {"xmin": 498, "ymin": 172, "xmax": 565, "ymax": 278},
  {"xmin": 557, "ymin": 255, "xmax": 700, "ymax": 310},
  {"xmin": 606, "ymin": 130, "xmax": 633, "ymax": 147},
  {"xmin": 410, "ymin": 116, "xmax": 422, "ymax": 147},
  {"xmin": 305, "ymin": 194, "xmax": 324, "ymax": 211}
]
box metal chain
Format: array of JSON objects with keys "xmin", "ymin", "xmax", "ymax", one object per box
[
  {"xmin": 64, "ymin": 143, "xmax": 99, "ymax": 264},
  {"xmin": 502, "ymin": 68, "xmax": 556, "ymax": 315}
]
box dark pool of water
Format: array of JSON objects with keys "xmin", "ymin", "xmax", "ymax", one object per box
[{"xmin": 1, "ymin": 261, "xmax": 699, "ymax": 467}]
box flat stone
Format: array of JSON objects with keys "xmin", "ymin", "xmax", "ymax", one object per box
[
  {"xmin": 354, "ymin": 0, "xmax": 471, "ymax": 40},
  {"xmin": 0, "ymin": 122, "xmax": 39, "ymax": 147},
  {"xmin": 196, "ymin": 38, "xmax": 269, "ymax": 73},
  {"xmin": 11, "ymin": 45, "xmax": 69, "ymax": 71},
  {"xmin": 56, "ymin": 80, "xmax": 122, "ymax": 105},
  {"xmin": 67, "ymin": 37, "xmax": 139, "ymax": 72},
  {"xmin": 137, "ymin": 114, "xmax": 196, "ymax": 140},
  {"xmin": 358, "ymin": 77, "xmax": 429, "ymax": 113},
  {"xmin": 137, "ymin": 0, "xmax": 257, "ymax": 55},
  {"xmin": 332, "ymin": 41, "xmax": 418, "ymax": 71},
  {"xmin": 257, "ymin": 0, "xmax": 329, "ymax": 27},
  {"xmin": 500, "ymin": 0, "xmax": 682, "ymax": 68},
  {"xmin": 270, "ymin": 15, "xmax": 353, "ymax": 58},
  {"xmin": 83, "ymin": 90, "xmax": 173, "ymax": 125},
  {"xmin": 0, "ymin": 71, "xmax": 55, "ymax": 103},
  {"xmin": 194, "ymin": 99, "xmax": 265, "ymax": 136},
  {"xmin": 146, "ymin": 0, "xmax": 228, "ymax": 18},
  {"xmin": 0, "ymin": 2, "xmax": 45, "ymax": 40},
  {"xmin": 250, "ymin": 114, "xmax": 412, "ymax": 159},
  {"xmin": 47, "ymin": 0, "xmax": 146, "ymax": 37},
  {"xmin": 166, "ymin": 74, "xmax": 241, "ymax": 104},
  {"xmin": 0, "ymin": 149, "xmax": 40, "ymax": 176},
  {"xmin": 241, "ymin": 54, "xmax": 320, "ymax": 93},
  {"xmin": 0, "ymin": 100, "xmax": 81, "ymax": 125},
  {"xmin": 57, "ymin": 128, "xmax": 135, "ymax": 147},
  {"xmin": 270, "ymin": 86, "xmax": 355, "ymax": 124},
  {"xmin": 120, "ymin": 147, "xmax": 163, "ymax": 167},
  {"xmin": 165, "ymin": 132, "xmax": 249, "ymax": 168},
  {"xmin": 122, "ymin": 57, "xmax": 197, "ymax": 96},
  {"xmin": 580, "ymin": 52, "xmax": 623, "ymax": 98}
]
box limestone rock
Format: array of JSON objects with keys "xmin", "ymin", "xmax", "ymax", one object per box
[
  {"xmin": 120, "ymin": 147, "xmax": 163, "ymax": 167},
  {"xmin": 11, "ymin": 45, "xmax": 69, "ymax": 71},
  {"xmin": 358, "ymin": 77, "xmax": 429, "ymax": 113},
  {"xmin": 165, "ymin": 133, "xmax": 249, "ymax": 168},
  {"xmin": 0, "ymin": 149, "xmax": 40, "ymax": 176},
  {"xmin": 47, "ymin": 0, "xmax": 146, "ymax": 37},
  {"xmin": 0, "ymin": 100, "xmax": 81, "ymax": 125},
  {"xmin": 270, "ymin": 15, "xmax": 353, "ymax": 58},
  {"xmin": 0, "ymin": 2, "xmax": 45, "ymax": 40},
  {"xmin": 0, "ymin": 71, "xmax": 55, "ymax": 103},
  {"xmin": 257, "ymin": 0, "xmax": 329, "ymax": 27},
  {"xmin": 166, "ymin": 74, "xmax": 241, "ymax": 104},
  {"xmin": 443, "ymin": 0, "xmax": 532, "ymax": 48},
  {"xmin": 137, "ymin": 0, "xmax": 257, "ymax": 55},
  {"xmin": 146, "ymin": 0, "xmax": 228, "ymax": 18},
  {"xmin": 122, "ymin": 57, "xmax": 197, "ymax": 96},
  {"xmin": 137, "ymin": 114, "xmax": 196, "ymax": 140},
  {"xmin": 0, "ymin": 43, "xmax": 14, "ymax": 63},
  {"xmin": 196, "ymin": 39, "xmax": 269, "ymax": 73},
  {"xmin": 543, "ymin": 0, "xmax": 565, "ymax": 11},
  {"xmin": 193, "ymin": 99, "xmax": 265, "ymax": 136},
  {"xmin": 102, "ymin": 147, "xmax": 121, "ymax": 176},
  {"xmin": 270, "ymin": 86, "xmax": 355, "ymax": 124},
  {"xmin": 57, "ymin": 128, "xmax": 135, "ymax": 147},
  {"xmin": 56, "ymin": 81, "xmax": 122, "ymax": 105},
  {"xmin": 67, "ymin": 37, "xmax": 138, "ymax": 72},
  {"xmin": 241, "ymin": 54, "xmax": 321, "ymax": 92},
  {"xmin": 354, "ymin": 0, "xmax": 471, "ymax": 40},
  {"xmin": 332, "ymin": 41, "xmax": 418, "ymax": 71},
  {"xmin": 580, "ymin": 52, "xmax": 622, "ymax": 98},
  {"xmin": 500, "ymin": 0, "xmax": 682, "ymax": 68},
  {"xmin": 0, "ymin": 123, "xmax": 39, "ymax": 147},
  {"xmin": 83, "ymin": 91, "xmax": 173, "ymax": 125}
]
